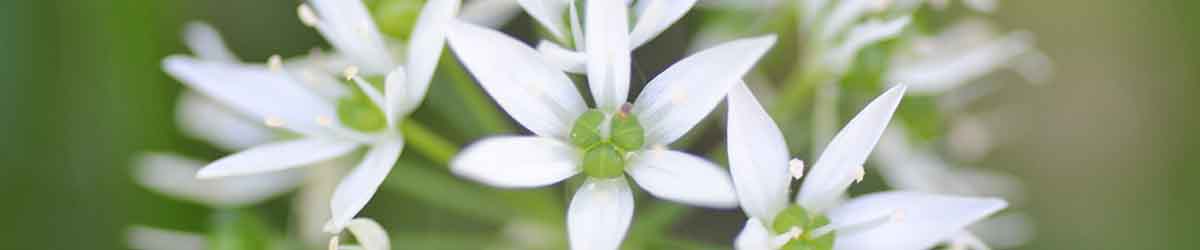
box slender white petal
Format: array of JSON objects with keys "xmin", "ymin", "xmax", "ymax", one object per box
[
  {"xmin": 326, "ymin": 139, "xmax": 405, "ymax": 232},
  {"xmin": 537, "ymin": 40, "xmax": 587, "ymax": 73},
  {"xmin": 629, "ymin": 0, "xmax": 698, "ymax": 49},
  {"xmin": 383, "ymin": 67, "xmax": 409, "ymax": 126},
  {"xmin": 136, "ymin": 153, "xmax": 302, "ymax": 207},
  {"xmin": 734, "ymin": 219, "xmax": 772, "ymax": 250},
  {"xmin": 176, "ymin": 92, "xmax": 275, "ymax": 151},
  {"xmin": 183, "ymin": 22, "xmax": 238, "ymax": 62},
  {"xmin": 345, "ymin": 218, "xmax": 391, "ymax": 250},
  {"xmin": 726, "ymin": 83, "xmax": 791, "ymax": 221},
  {"xmin": 797, "ymin": 86, "xmax": 905, "ymax": 212},
  {"xmin": 516, "ymin": 0, "xmax": 568, "ymax": 39},
  {"xmin": 405, "ymin": 0, "xmax": 460, "ymax": 111},
  {"xmin": 461, "ymin": 0, "xmax": 521, "ymax": 28},
  {"xmin": 818, "ymin": 0, "xmax": 871, "ymax": 42},
  {"xmin": 626, "ymin": 149, "xmax": 738, "ymax": 208},
  {"xmin": 446, "ymin": 22, "xmax": 587, "ymax": 138},
  {"xmin": 887, "ymin": 31, "xmax": 1032, "ymax": 94},
  {"xmin": 164, "ymin": 56, "xmax": 338, "ymax": 137},
  {"xmin": 451, "ymin": 136, "xmax": 581, "ymax": 188},
  {"xmin": 827, "ymin": 17, "xmax": 911, "ymax": 74},
  {"xmin": 585, "ymin": 0, "xmax": 632, "ymax": 110},
  {"xmin": 307, "ymin": 0, "xmax": 395, "ymax": 73},
  {"xmin": 197, "ymin": 138, "xmax": 359, "ymax": 179},
  {"xmin": 633, "ymin": 35, "xmax": 777, "ymax": 145},
  {"xmin": 827, "ymin": 191, "xmax": 1007, "ymax": 250},
  {"xmin": 568, "ymin": 178, "xmax": 635, "ymax": 250},
  {"xmin": 127, "ymin": 226, "xmax": 206, "ymax": 250}
]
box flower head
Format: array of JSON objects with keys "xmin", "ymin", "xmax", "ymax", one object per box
[
  {"xmin": 163, "ymin": 0, "xmax": 461, "ymax": 234},
  {"xmin": 445, "ymin": 6, "xmax": 777, "ymax": 247},
  {"xmin": 726, "ymin": 83, "xmax": 1008, "ymax": 250}
]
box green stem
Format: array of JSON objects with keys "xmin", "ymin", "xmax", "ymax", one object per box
[{"xmin": 400, "ymin": 120, "xmax": 459, "ymax": 165}]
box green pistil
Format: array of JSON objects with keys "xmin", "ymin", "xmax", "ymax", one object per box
[
  {"xmin": 570, "ymin": 106, "xmax": 646, "ymax": 179},
  {"xmin": 772, "ymin": 205, "xmax": 836, "ymax": 250}
]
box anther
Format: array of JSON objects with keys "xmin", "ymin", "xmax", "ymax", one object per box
[
  {"xmin": 852, "ymin": 165, "xmax": 866, "ymax": 183},
  {"xmin": 298, "ymin": 4, "xmax": 320, "ymax": 27},
  {"xmin": 343, "ymin": 66, "xmax": 360, "ymax": 81},
  {"xmin": 327, "ymin": 235, "xmax": 339, "ymax": 250},
  {"xmin": 268, "ymin": 55, "xmax": 283, "ymax": 72},
  {"xmin": 316, "ymin": 116, "xmax": 334, "ymax": 126},
  {"xmin": 789, "ymin": 159, "xmax": 806, "ymax": 179}
]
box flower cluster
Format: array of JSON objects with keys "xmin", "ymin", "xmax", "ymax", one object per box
[{"xmin": 131, "ymin": 1, "xmax": 1046, "ymax": 250}]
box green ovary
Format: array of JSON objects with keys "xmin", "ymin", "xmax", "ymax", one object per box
[
  {"xmin": 337, "ymin": 75, "xmax": 388, "ymax": 132},
  {"xmin": 772, "ymin": 205, "xmax": 836, "ymax": 250},
  {"xmin": 570, "ymin": 106, "xmax": 646, "ymax": 179}
]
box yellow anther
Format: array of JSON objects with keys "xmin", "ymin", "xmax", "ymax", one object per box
[
  {"xmin": 268, "ymin": 55, "xmax": 283, "ymax": 72},
  {"xmin": 264, "ymin": 117, "xmax": 286, "ymax": 128},
  {"xmin": 298, "ymin": 4, "xmax": 320, "ymax": 27},
  {"xmin": 788, "ymin": 159, "xmax": 806, "ymax": 179}
]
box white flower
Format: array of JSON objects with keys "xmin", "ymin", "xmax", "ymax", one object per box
[
  {"xmin": 460, "ymin": 0, "xmax": 524, "ymax": 28},
  {"xmin": 328, "ymin": 218, "xmax": 392, "ymax": 250},
  {"xmin": 444, "ymin": 6, "xmax": 776, "ymax": 248},
  {"xmin": 726, "ymin": 83, "xmax": 1008, "ymax": 250},
  {"xmin": 518, "ymin": 0, "xmax": 700, "ymax": 74},
  {"xmin": 163, "ymin": 0, "xmax": 460, "ymax": 233}
]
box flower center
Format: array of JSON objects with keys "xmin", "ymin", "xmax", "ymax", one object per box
[
  {"xmin": 337, "ymin": 75, "xmax": 388, "ymax": 132},
  {"xmin": 571, "ymin": 104, "xmax": 645, "ymax": 179},
  {"xmin": 771, "ymin": 205, "xmax": 836, "ymax": 250}
]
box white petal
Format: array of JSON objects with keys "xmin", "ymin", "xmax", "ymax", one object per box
[
  {"xmin": 405, "ymin": 0, "xmax": 460, "ymax": 111},
  {"xmin": 629, "ymin": 0, "xmax": 698, "ymax": 49},
  {"xmin": 568, "ymin": 178, "xmax": 635, "ymax": 250},
  {"xmin": 176, "ymin": 92, "xmax": 275, "ymax": 151},
  {"xmin": 826, "ymin": 17, "xmax": 911, "ymax": 74},
  {"xmin": 383, "ymin": 68, "xmax": 410, "ymax": 126},
  {"xmin": 726, "ymin": 83, "xmax": 791, "ymax": 221},
  {"xmin": 516, "ymin": 0, "xmax": 568, "ymax": 39},
  {"xmin": 817, "ymin": 0, "xmax": 871, "ymax": 42},
  {"xmin": 127, "ymin": 226, "xmax": 206, "ymax": 250},
  {"xmin": 345, "ymin": 218, "xmax": 391, "ymax": 250},
  {"xmin": 182, "ymin": 22, "xmax": 238, "ymax": 62},
  {"xmin": 537, "ymin": 40, "xmax": 587, "ymax": 74},
  {"xmin": 734, "ymin": 219, "xmax": 772, "ymax": 250},
  {"xmin": 827, "ymin": 191, "xmax": 1007, "ymax": 250},
  {"xmin": 163, "ymin": 56, "xmax": 338, "ymax": 137},
  {"xmin": 633, "ymin": 35, "xmax": 776, "ymax": 145},
  {"xmin": 626, "ymin": 149, "xmax": 738, "ymax": 208},
  {"xmin": 445, "ymin": 22, "xmax": 587, "ymax": 138},
  {"xmin": 585, "ymin": 0, "xmax": 632, "ymax": 110},
  {"xmin": 326, "ymin": 139, "xmax": 405, "ymax": 232},
  {"xmin": 797, "ymin": 85, "xmax": 905, "ymax": 212},
  {"xmin": 887, "ymin": 31, "xmax": 1032, "ymax": 94},
  {"xmin": 136, "ymin": 153, "xmax": 302, "ymax": 207},
  {"xmin": 451, "ymin": 136, "xmax": 580, "ymax": 188},
  {"xmin": 461, "ymin": 0, "xmax": 522, "ymax": 28},
  {"xmin": 197, "ymin": 138, "xmax": 359, "ymax": 178},
  {"xmin": 307, "ymin": 0, "xmax": 396, "ymax": 73}
]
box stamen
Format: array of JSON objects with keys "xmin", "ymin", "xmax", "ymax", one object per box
[
  {"xmin": 268, "ymin": 55, "xmax": 283, "ymax": 72},
  {"xmin": 343, "ymin": 66, "xmax": 360, "ymax": 81},
  {"xmin": 298, "ymin": 4, "xmax": 320, "ymax": 27},
  {"xmin": 264, "ymin": 117, "xmax": 286, "ymax": 128},
  {"xmin": 789, "ymin": 159, "xmax": 806, "ymax": 179},
  {"xmin": 327, "ymin": 235, "xmax": 339, "ymax": 250},
  {"xmin": 852, "ymin": 165, "xmax": 866, "ymax": 183},
  {"xmin": 770, "ymin": 226, "xmax": 805, "ymax": 248}
]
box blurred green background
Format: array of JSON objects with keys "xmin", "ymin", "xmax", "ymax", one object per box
[{"xmin": 1, "ymin": 0, "xmax": 1194, "ymax": 249}]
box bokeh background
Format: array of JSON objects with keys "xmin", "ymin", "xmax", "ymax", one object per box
[{"xmin": 0, "ymin": 0, "xmax": 1194, "ymax": 249}]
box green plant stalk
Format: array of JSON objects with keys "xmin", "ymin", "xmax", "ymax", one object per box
[{"xmin": 400, "ymin": 120, "xmax": 459, "ymax": 165}]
